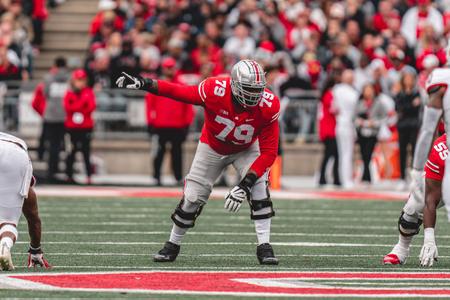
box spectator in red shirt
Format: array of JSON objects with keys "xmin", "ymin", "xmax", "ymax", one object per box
[
  {"xmin": 318, "ymin": 78, "xmax": 340, "ymax": 187},
  {"xmin": 0, "ymin": 40, "xmax": 20, "ymax": 81},
  {"xmin": 31, "ymin": 0, "xmax": 48, "ymax": 47},
  {"xmin": 145, "ymin": 57, "xmax": 194, "ymax": 186},
  {"xmin": 63, "ymin": 69, "xmax": 96, "ymax": 184},
  {"xmin": 373, "ymin": 1, "xmax": 400, "ymax": 34},
  {"xmin": 90, "ymin": 0, "xmax": 124, "ymax": 37}
]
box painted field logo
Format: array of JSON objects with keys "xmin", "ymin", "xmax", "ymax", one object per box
[{"xmin": 3, "ymin": 271, "xmax": 450, "ymax": 297}]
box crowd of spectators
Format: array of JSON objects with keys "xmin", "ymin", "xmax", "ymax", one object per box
[
  {"xmin": 0, "ymin": 0, "xmax": 52, "ymax": 81},
  {"xmin": 80, "ymin": 0, "xmax": 450, "ymax": 186}
]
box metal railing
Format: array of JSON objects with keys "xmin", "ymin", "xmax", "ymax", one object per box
[{"xmin": 0, "ymin": 81, "xmax": 321, "ymax": 142}]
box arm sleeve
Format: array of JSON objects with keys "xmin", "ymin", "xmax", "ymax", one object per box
[
  {"xmin": 63, "ymin": 92, "xmax": 72, "ymax": 113},
  {"xmin": 145, "ymin": 93, "xmax": 154, "ymax": 126},
  {"xmin": 249, "ymin": 120, "xmax": 280, "ymax": 178},
  {"xmin": 31, "ymin": 83, "xmax": 46, "ymax": 116},
  {"xmin": 86, "ymin": 90, "xmax": 96, "ymax": 113},
  {"xmin": 413, "ymin": 106, "xmax": 443, "ymax": 170},
  {"xmin": 157, "ymin": 80, "xmax": 205, "ymax": 106}
]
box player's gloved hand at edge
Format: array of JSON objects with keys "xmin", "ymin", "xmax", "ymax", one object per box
[
  {"xmin": 420, "ymin": 242, "xmax": 438, "ymax": 267},
  {"xmin": 420, "ymin": 228, "xmax": 438, "ymax": 267},
  {"xmin": 225, "ymin": 173, "xmax": 257, "ymax": 213},
  {"xmin": 27, "ymin": 245, "xmax": 52, "ymax": 269},
  {"xmin": 115, "ymin": 72, "xmax": 154, "ymax": 91}
]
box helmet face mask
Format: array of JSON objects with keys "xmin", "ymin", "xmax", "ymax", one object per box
[{"xmin": 230, "ymin": 60, "xmax": 266, "ymax": 107}]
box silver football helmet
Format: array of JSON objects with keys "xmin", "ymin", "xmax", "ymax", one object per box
[{"xmin": 230, "ymin": 60, "xmax": 266, "ymax": 107}]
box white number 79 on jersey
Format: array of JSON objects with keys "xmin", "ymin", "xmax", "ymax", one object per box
[{"xmin": 215, "ymin": 116, "xmax": 254, "ymax": 145}]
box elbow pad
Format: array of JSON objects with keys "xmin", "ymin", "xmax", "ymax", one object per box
[{"xmin": 412, "ymin": 106, "xmax": 443, "ymax": 170}]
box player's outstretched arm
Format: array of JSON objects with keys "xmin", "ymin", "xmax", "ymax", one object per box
[
  {"xmin": 116, "ymin": 72, "xmax": 203, "ymax": 105},
  {"xmin": 420, "ymin": 178, "xmax": 442, "ymax": 267},
  {"xmin": 22, "ymin": 187, "xmax": 51, "ymax": 269},
  {"xmin": 412, "ymin": 87, "xmax": 444, "ymax": 172}
]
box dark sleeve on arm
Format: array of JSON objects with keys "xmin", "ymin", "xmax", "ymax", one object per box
[{"xmin": 157, "ymin": 80, "xmax": 205, "ymax": 106}]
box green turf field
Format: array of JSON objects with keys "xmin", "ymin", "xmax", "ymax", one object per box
[{"xmin": 1, "ymin": 195, "xmax": 450, "ymax": 298}]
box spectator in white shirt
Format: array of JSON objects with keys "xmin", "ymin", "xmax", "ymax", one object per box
[
  {"xmin": 223, "ymin": 22, "xmax": 255, "ymax": 60},
  {"xmin": 400, "ymin": 0, "xmax": 443, "ymax": 48},
  {"xmin": 332, "ymin": 70, "xmax": 359, "ymax": 189}
]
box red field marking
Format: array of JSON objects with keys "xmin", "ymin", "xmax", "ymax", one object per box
[
  {"xmin": 9, "ymin": 271, "xmax": 450, "ymax": 297},
  {"xmin": 36, "ymin": 186, "xmax": 407, "ymax": 201}
]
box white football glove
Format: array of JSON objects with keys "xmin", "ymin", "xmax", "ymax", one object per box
[
  {"xmin": 27, "ymin": 246, "xmax": 52, "ymax": 269},
  {"xmin": 115, "ymin": 72, "xmax": 144, "ymax": 89},
  {"xmin": 419, "ymin": 242, "xmax": 438, "ymax": 267},
  {"xmin": 224, "ymin": 185, "xmax": 250, "ymax": 213}
]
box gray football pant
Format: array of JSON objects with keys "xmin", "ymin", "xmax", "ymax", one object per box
[{"xmin": 183, "ymin": 141, "xmax": 271, "ymax": 216}]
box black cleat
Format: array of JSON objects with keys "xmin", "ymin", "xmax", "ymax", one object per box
[
  {"xmin": 153, "ymin": 241, "xmax": 180, "ymax": 262},
  {"xmin": 257, "ymin": 243, "xmax": 279, "ymax": 265}
]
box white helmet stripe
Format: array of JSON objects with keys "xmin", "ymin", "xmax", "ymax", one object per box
[{"xmin": 230, "ymin": 59, "xmax": 266, "ymax": 107}]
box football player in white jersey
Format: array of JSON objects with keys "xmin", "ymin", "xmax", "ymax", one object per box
[
  {"xmin": 0, "ymin": 132, "xmax": 50, "ymax": 270},
  {"xmin": 397, "ymin": 42, "xmax": 450, "ymax": 266},
  {"xmin": 383, "ymin": 132, "xmax": 446, "ymax": 266}
]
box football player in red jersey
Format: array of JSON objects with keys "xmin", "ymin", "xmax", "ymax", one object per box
[
  {"xmin": 116, "ymin": 60, "xmax": 280, "ymax": 265},
  {"xmin": 383, "ymin": 133, "xmax": 447, "ymax": 267}
]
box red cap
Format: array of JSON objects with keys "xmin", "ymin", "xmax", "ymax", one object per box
[
  {"xmin": 418, "ymin": 0, "xmax": 430, "ymax": 4},
  {"xmin": 162, "ymin": 57, "xmax": 177, "ymax": 68},
  {"xmin": 259, "ymin": 41, "xmax": 275, "ymax": 53},
  {"xmin": 72, "ymin": 69, "xmax": 87, "ymax": 80}
]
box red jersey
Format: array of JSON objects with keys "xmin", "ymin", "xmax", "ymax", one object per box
[
  {"xmin": 156, "ymin": 77, "xmax": 280, "ymax": 177},
  {"xmin": 318, "ymin": 90, "xmax": 336, "ymax": 141},
  {"xmin": 425, "ymin": 134, "xmax": 448, "ymax": 181},
  {"xmin": 145, "ymin": 93, "xmax": 194, "ymax": 129},
  {"xmin": 63, "ymin": 88, "xmax": 96, "ymax": 130}
]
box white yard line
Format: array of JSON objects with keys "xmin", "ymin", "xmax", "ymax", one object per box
[
  {"xmin": 20, "ymin": 230, "xmax": 450, "ymax": 239},
  {"xmin": 38, "ymin": 207, "xmax": 402, "ymax": 216},
  {"xmin": 36, "ymin": 213, "xmax": 398, "ymax": 222},
  {"xmin": 12, "ymin": 241, "xmax": 450, "ymax": 248},
  {"xmin": 19, "ymin": 221, "xmax": 399, "ymax": 230},
  {"xmin": 18, "ymin": 230, "xmax": 402, "ymax": 238},
  {"xmin": 12, "ymin": 252, "xmax": 450, "ymax": 259}
]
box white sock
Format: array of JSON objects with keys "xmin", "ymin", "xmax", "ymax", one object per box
[
  {"xmin": 398, "ymin": 234, "xmax": 413, "ymax": 249},
  {"xmin": 169, "ymin": 224, "xmax": 188, "ymax": 245},
  {"xmin": 0, "ymin": 237, "xmax": 14, "ymax": 248},
  {"xmin": 255, "ymin": 218, "xmax": 271, "ymax": 245}
]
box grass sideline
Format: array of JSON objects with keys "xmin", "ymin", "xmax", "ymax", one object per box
[{"xmin": 1, "ymin": 195, "xmax": 449, "ymax": 298}]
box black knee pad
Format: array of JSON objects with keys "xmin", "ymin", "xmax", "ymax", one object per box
[
  {"xmin": 398, "ymin": 212, "xmax": 422, "ymax": 237},
  {"xmin": 171, "ymin": 198, "xmax": 203, "ymax": 228},
  {"xmin": 249, "ymin": 198, "xmax": 275, "ymax": 220}
]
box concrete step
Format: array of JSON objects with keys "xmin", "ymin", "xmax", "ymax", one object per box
[
  {"xmin": 37, "ymin": 51, "xmax": 85, "ymax": 64},
  {"xmin": 44, "ymin": 22, "xmax": 89, "ymax": 32},
  {"xmin": 41, "ymin": 41, "xmax": 89, "ymax": 51},
  {"xmin": 53, "ymin": 2, "xmax": 99, "ymax": 14},
  {"xmin": 33, "ymin": 69, "xmax": 52, "ymax": 79},
  {"xmin": 35, "ymin": 0, "xmax": 98, "ymax": 80},
  {"xmin": 33, "ymin": 58, "xmax": 53, "ymax": 69},
  {"xmin": 43, "ymin": 32, "xmax": 89, "ymax": 43},
  {"xmin": 36, "ymin": 52, "xmax": 85, "ymax": 70},
  {"xmin": 47, "ymin": 13, "xmax": 94, "ymax": 25}
]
